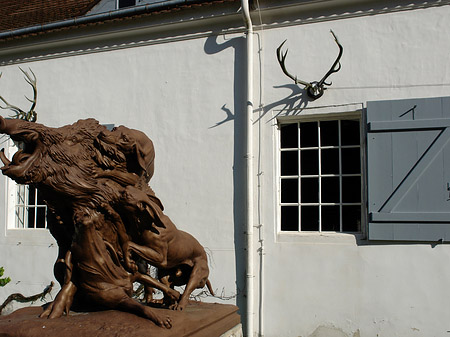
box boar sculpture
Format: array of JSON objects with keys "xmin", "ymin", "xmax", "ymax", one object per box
[{"xmin": 0, "ymin": 116, "xmax": 213, "ymax": 328}]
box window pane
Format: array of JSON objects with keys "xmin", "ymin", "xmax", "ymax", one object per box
[
  {"xmin": 342, "ymin": 148, "xmax": 361, "ymax": 174},
  {"xmin": 28, "ymin": 186, "xmax": 36, "ymax": 205},
  {"xmin": 341, "ymin": 120, "xmax": 360, "ymax": 146},
  {"xmin": 17, "ymin": 185, "xmax": 26, "ymax": 205},
  {"xmin": 301, "ymin": 178, "xmax": 319, "ymax": 203},
  {"xmin": 321, "ymin": 206, "xmax": 340, "ymax": 231},
  {"xmin": 342, "ymin": 206, "xmax": 361, "ymax": 232},
  {"xmin": 16, "ymin": 207, "xmax": 25, "ymax": 228},
  {"xmin": 342, "ymin": 176, "xmax": 361, "ymax": 203},
  {"xmin": 281, "ymin": 151, "xmax": 298, "ymax": 176},
  {"xmin": 281, "ymin": 206, "xmax": 299, "ymax": 231},
  {"xmin": 300, "ymin": 150, "xmax": 318, "ymax": 175},
  {"xmin": 321, "ymin": 149, "xmax": 339, "ymax": 174},
  {"xmin": 301, "ymin": 206, "xmax": 319, "ymax": 231},
  {"xmin": 300, "ymin": 122, "xmax": 318, "ymax": 148},
  {"xmin": 281, "ymin": 179, "xmax": 298, "ymax": 203},
  {"xmin": 320, "ymin": 121, "xmax": 338, "ymax": 146},
  {"xmin": 37, "ymin": 207, "xmax": 46, "ymax": 228},
  {"xmin": 321, "ymin": 177, "xmax": 340, "ymax": 203},
  {"xmin": 27, "ymin": 207, "xmax": 35, "ymax": 228},
  {"xmin": 37, "ymin": 189, "xmax": 46, "ymax": 205},
  {"xmin": 280, "ymin": 123, "xmax": 298, "ymax": 149}
]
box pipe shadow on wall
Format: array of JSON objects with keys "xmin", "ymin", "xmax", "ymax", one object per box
[{"xmin": 204, "ymin": 33, "xmax": 246, "ymax": 319}]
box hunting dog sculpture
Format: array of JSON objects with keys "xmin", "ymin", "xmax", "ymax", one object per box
[{"xmin": 0, "ymin": 115, "xmax": 213, "ymax": 327}]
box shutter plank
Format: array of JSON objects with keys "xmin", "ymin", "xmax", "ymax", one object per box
[
  {"xmin": 367, "ymin": 132, "xmax": 393, "ymax": 212},
  {"xmin": 370, "ymin": 223, "xmax": 450, "ymax": 241},
  {"xmin": 369, "ymin": 119, "xmax": 450, "ymax": 131},
  {"xmin": 371, "ymin": 212, "xmax": 450, "ymax": 222}
]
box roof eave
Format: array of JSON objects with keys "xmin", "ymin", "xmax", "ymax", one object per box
[{"xmin": 0, "ymin": 0, "xmax": 225, "ymax": 41}]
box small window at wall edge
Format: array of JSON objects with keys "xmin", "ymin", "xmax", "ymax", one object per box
[
  {"xmin": 4, "ymin": 140, "xmax": 47, "ymax": 230},
  {"xmin": 117, "ymin": 0, "xmax": 136, "ymax": 9},
  {"xmin": 277, "ymin": 110, "xmax": 367, "ymax": 240}
]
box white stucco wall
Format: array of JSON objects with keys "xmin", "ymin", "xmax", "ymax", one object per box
[
  {"xmin": 0, "ymin": 1, "xmax": 449, "ymax": 336},
  {"xmin": 0, "ymin": 32, "xmax": 243, "ymax": 311},
  {"xmin": 257, "ymin": 3, "xmax": 450, "ymax": 337}
]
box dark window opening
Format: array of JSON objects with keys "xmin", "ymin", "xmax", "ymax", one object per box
[{"xmin": 280, "ymin": 118, "xmax": 362, "ymax": 233}]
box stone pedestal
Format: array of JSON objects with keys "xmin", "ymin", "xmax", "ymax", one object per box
[{"xmin": 0, "ymin": 301, "xmax": 241, "ymax": 337}]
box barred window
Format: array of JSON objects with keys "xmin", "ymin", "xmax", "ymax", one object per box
[{"xmin": 279, "ymin": 116, "xmax": 363, "ymax": 233}]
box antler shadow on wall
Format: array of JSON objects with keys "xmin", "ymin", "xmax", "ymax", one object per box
[{"xmin": 255, "ymin": 83, "xmax": 309, "ymax": 124}]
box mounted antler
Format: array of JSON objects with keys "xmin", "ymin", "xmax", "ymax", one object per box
[
  {"xmin": 0, "ymin": 68, "xmax": 37, "ymax": 122},
  {"xmin": 277, "ymin": 30, "xmax": 343, "ymax": 100}
]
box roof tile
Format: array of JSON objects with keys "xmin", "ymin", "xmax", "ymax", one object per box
[{"xmin": 0, "ymin": 0, "xmax": 101, "ymax": 32}]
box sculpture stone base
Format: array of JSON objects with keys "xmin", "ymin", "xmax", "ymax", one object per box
[{"xmin": 0, "ymin": 301, "xmax": 241, "ymax": 337}]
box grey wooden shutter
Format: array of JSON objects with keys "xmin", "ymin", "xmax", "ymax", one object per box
[{"xmin": 367, "ymin": 97, "xmax": 450, "ymax": 241}]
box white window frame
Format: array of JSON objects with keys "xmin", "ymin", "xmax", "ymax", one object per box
[
  {"xmin": 277, "ymin": 110, "xmax": 367, "ymax": 240},
  {"xmin": 5, "ymin": 139, "xmax": 47, "ymax": 230}
]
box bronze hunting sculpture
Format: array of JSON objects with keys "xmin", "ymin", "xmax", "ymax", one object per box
[{"xmin": 0, "ymin": 71, "xmax": 213, "ymax": 328}]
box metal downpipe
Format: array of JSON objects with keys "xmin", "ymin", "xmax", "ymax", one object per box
[{"xmin": 241, "ymin": 0, "xmax": 254, "ymax": 336}]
